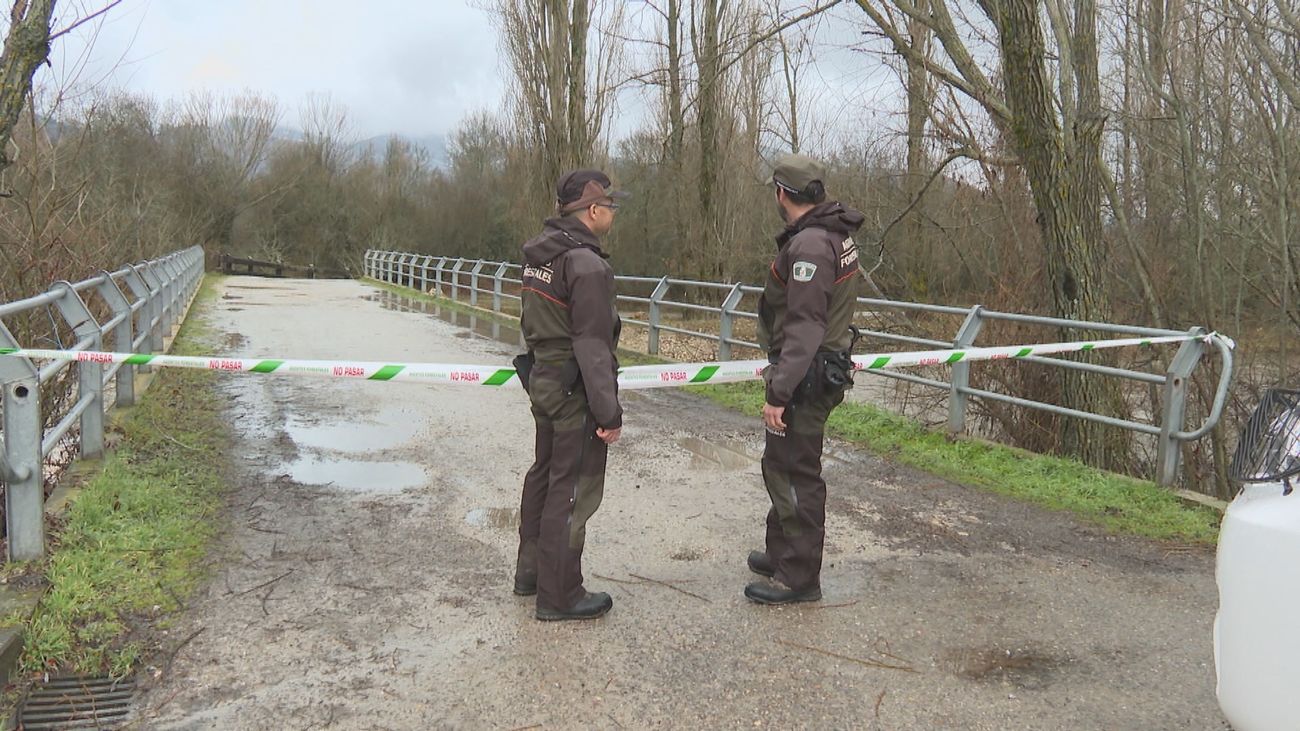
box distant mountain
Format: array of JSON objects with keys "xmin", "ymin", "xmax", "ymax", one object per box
[
  {"xmin": 271, "ymin": 124, "xmax": 305, "ymax": 143},
  {"xmin": 351, "ymin": 134, "xmax": 449, "ymax": 169},
  {"xmin": 269, "ymin": 127, "xmax": 449, "ymax": 169}
]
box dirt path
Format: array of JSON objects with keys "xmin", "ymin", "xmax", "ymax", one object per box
[{"xmin": 132, "ymin": 277, "xmax": 1223, "ymax": 730}]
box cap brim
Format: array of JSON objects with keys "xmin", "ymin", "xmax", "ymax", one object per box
[{"xmin": 607, "ymin": 189, "xmax": 630, "ymax": 199}]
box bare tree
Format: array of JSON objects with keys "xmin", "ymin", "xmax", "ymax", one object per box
[
  {"xmin": 855, "ymin": 0, "xmax": 1137, "ymax": 467},
  {"xmin": 492, "ymin": 0, "xmax": 624, "ymax": 198}
]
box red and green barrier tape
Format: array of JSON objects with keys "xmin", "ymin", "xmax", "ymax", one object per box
[{"xmin": 0, "ymin": 332, "xmax": 1228, "ymax": 390}]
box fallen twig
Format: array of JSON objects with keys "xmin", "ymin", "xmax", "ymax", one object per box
[
  {"xmin": 592, "ymin": 573, "xmax": 646, "ymax": 586},
  {"xmin": 158, "ymin": 432, "xmax": 201, "ymax": 452},
  {"xmin": 628, "ymin": 572, "xmax": 711, "ymax": 603},
  {"xmin": 805, "ymin": 599, "xmax": 860, "ymax": 610},
  {"xmin": 154, "ymin": 686, "xmax": 184, "ymax": 712},
  {"xmin": 248, "ymin": 525, "xmax": 285, "ymax": 535},
  {"xmin": 336, "ymin": 582, "xmax": 385, "ymax": 593},
  {"xmin": 776, "ymin": 638, "xmax": 917, "ymax": 673},
  {"xmin": 234, "ymin": 568, "xmax": 295, "ymax": 596},
  {"xmin": 164, "ymin": 627, "xmax": 205, "ymax": 674},
  {"xmin": 874, "ymin": 689, "xmax": 886, "ymax": 717},
  {"xmin": 260, "ymin": 584, "xmax": 278, "ymax": 616}
]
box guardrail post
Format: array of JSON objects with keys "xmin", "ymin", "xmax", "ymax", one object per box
[
  {"xmin": 0, "ymin": 321, "xmax": 43, "ymax": 561},
  {"xmin": 470, "ymin": 261, "xmax": 485, "ymax": 307},
  {"xmin": 136, "ymin": 264, "xmax": 166, "ymax": 355},
  {"xmin": 420, "ymin": 256, "xmax": 434, "ymax": 293},
  {"xmin": 450, "ymin": 259, "xmax": 467, "ymax": 301},
  {"xmin": 434, "ymin": 258, "xmax": 447, "ymax": 297},
  {"xmin": 406, "ymin": 254, "xmax": 419, "ymax": 288},
  {"xmin": 166, "ymin": 258, "xmax": 183, "ymax": 333},
  {"xmin": 718, "ymin": 283, "xmax": 744, "ymax": 361},
  {"xmin": 127, "ymin": 265, "xmax": 158, "ymax": 370},
  {"xmin": 50, "ymin": 282, "xmax": 105, "ymax": 459},
  {"xmin": 648, "ymin": 277, "xmax": 670, "ymax": 355},
  {"xmin": 947, "ymin": 305, "xmax": 985, "ymax": 434},
  {"xmin": 1156, "ymin": 327, "xmax": 1207, "ymax": 486},
  {"xmin": 493, "ymin": 263, "xmax": 509, "ymax": 313},
  {"xmin": 364, "ymin": 250, "xmax": 373, "ymax": 278},
  {"xmin": 160, "ymin": 258, "xmax": 176, "ymax": 335},
  {"xmin": 96, "ymin": 273, "xmax": 136, "ymax": 407}
]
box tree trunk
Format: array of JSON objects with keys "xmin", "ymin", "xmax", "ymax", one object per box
[
  {"xmin": 666, "ymin": 0, "xmax": 684, "ymax": 166},
  {"xmin": 993, "ymin": 0, "xmax": 1128, "ymax": 468},
  {"xmin": 0, "ymin": 0, "xmax": 57, "ymax": 174},
  {"xmin": 904, "ymin": 0, "xmax": 931, "ymax": 251},
  {"xmin": 695, "ymin": 0, "xmax": 722, "ymax": 279}
]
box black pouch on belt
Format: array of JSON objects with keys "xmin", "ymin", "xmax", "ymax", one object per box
[
  {"xmin": 512, "ymin": 351, "xmax": 535, "ymax": 392},
  {"xmin": 819, "ymin": 350, "xmax": 855, "ymax": 391}
]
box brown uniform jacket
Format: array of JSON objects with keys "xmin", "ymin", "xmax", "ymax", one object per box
[
  {"xmin": 520, "ymin": 216, "xmax": 623, "ymax": 429},
  {"xmin": 758, "ymin": 202, "xmax": 864, "ymax": 407}
]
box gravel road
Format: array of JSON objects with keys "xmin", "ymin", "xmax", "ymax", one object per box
[{"xmin": 131, "ymin": 277, "xmax": 1224, "ymax": 730}]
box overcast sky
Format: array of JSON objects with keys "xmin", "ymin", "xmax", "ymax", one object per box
[
  {"xmin": 36, "ymin": 0, "xmax": 901, "ymax": 149},
  {"xmin": 42, "ymin": 0, "xmax": 506, "ymax": 138}
]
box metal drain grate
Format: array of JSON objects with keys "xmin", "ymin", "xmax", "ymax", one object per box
[{"xmin": 19, "ymin": 676, "xmax": 135, "ymax": 730}]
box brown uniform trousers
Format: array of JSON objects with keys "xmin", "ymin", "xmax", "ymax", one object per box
[
  {"xmin": 515, "ymin": 363, "xmax": 608, "ymax": 611},
  {"xmin": 761, "ymin": 377, "xmax": 845, "ymax": 591}
]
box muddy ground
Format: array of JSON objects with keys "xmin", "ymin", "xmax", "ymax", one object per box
[{"xmin": 131, "ymin": 277, "xmax": 1224, "ymax": 730}]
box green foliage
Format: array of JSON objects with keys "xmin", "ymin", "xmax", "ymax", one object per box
[
  {"xmin": 19, "ymin": 279, "xmax": 229, "ymax": 675},
  {"xmin": 692, "ymin": 380, "xmax": 1220, "ymax": 544}
]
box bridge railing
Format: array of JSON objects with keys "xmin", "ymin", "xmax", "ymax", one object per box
[
  {"xmin": 363, "ymin": 250, "xmax": 1233, "ymax": 489},
  {"xmin": 0, "ymin": 246, "xmax": 205, "ymax": 561}
]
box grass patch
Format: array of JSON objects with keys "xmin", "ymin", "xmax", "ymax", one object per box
[
  {"xmin": 363, "ymin": 277, "xmax": 514, "ymax": 318},
  {"xmin": 19, "ymin": 276, "xmax": 229, "ymax": 676},
  {"xmin": 692, "ymin": 380, "xmax": 1220, "ymax": 544},
  {"xmin": 369, "ymin": 279, "xmax": 1220, "ymax": 545}
]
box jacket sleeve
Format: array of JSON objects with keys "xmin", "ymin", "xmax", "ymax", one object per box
[
  {"xmin": 767, "ymin": 234, "xmax": 836, "ymax": 407},
  {"xmin": 568, "ymin": 258, "xmax": 624, "ymax": 429}
]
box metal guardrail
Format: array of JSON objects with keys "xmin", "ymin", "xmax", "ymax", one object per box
[
  {"xmin": 363, "ymin": 250, "xmax": 1234, "ymax": 488},
  {"xmin": 0, "ymin": 246, "xmax": 205, "ymax": 561}
]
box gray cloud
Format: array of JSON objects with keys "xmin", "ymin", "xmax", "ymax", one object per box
[{"xmin": 43, "ymin": 0, "xmax": 505, "ymax": 137}]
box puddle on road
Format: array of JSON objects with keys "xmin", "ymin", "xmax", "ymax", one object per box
[
  {"xmin": 465, "ymin": 507, "xmax": 519, "ymax": 529},
  {"xmin": 947, "ymin": 646, "xmax": 1066, "ymax": 690},
  {"xmin": 285, "ymin": 411, "xmax": 421, "ymax": 452},
  {"xmin": 282, "ymin": 454, "xmax": 427, "ymax": 493},
  {"xmin": 363, "ymin": 291, "xmax": 525, "ymax": 348},
  {"xmin": 220, "ymin": 332, "xmax": 248, "ymax": 350},
  {"xmin": 678, "ymin": 436, "xmax": 759, "ymax": 470}
]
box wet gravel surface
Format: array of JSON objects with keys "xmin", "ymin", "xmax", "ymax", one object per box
[{"xmin": 131, "ymin": 278, "xmax": 1224, "ymax": 730}]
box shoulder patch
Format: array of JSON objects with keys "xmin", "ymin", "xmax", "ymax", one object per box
[{"xmin": 792, "ymin": 261, "xmax": 818, "ymax": 282}]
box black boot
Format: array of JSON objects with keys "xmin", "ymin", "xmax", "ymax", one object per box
[
  {"xmin": 744, "ymin": 579, "xmax": 821, "ymax": 605},
  {"xmin": 513, "ymin": 576, "xmax": 537, "ymax": 596},
  {"xmin": 536, "ymin": 592, "xmax": 613, "ymax": 621},
  {"xmin": 747, "ymin": 550, "xmax": 774, "ymax": 577}
]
